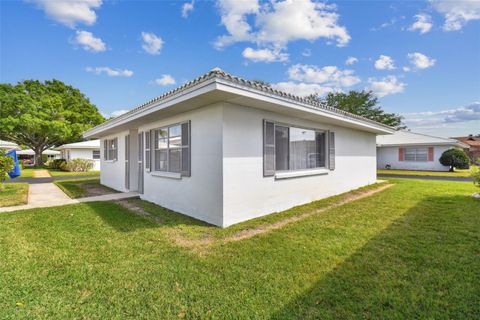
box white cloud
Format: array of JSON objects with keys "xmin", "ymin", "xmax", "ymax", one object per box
[
  {"xmin": 182, "ymin": 0, "xmax": 195, "ymax": 18},
  {"xmin": 141, "ymin": 32, "xmax": 163, "ymax": 55},
  {"xmin": 215, "ymin": 0, "xmax": 350, "ymax": 49},
  {"xmin": 272, "ymin": 81, "xmax": 334, "ymax": 97},
  {"xmin": 73, "ymin": 30, "xmax": 106, "ymax": 52},
  {"xmin": 367, "ymin": 76, "xmax": 405, "ymax": 97},
  {"xmin": 409, "ymin": 14, "xmax": 433, "ymax": 33},
  {"xmin": 31, "ymin": 0, "xmax": 102, "ymax": 27},
  {"xmin": 404, "ymin": 102, "xmax": 480, "ymax": 127},
  {"xmin": 432, "ymin": 0, "xmax": 480, "ymax": 31},
  {"xmin": 345, "ymin": 56, "xmax": 358, "ymax": 65},
  {"xmin": 86, "ymin": 67, "xmax": 133, "ymax": 77},
  {"xmin": 154, "ymin": 74, "xmax": 176, "ymax": 86},
  {"xmin": 407, "ymin": 52, "xmax": 436, "ymax": 69},
  {"xmin": 374, "ymin": 55, "xmax": 396, "ymax": 70},
  {"xmin": 242, "ymin": 47, "xmax": 288, "ymax": 62},
  {"xmin": 288, "ymin": 64, "xmax": 361, "ymax": 87}
]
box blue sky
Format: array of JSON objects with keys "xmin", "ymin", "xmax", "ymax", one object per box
[{"xmin": 1, "ymin": 0, "xmax": 479, "ymax": 137}]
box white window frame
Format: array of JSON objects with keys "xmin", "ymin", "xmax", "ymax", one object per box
[
  {"xmin": 266, "ymin": 120, "xmax": 328, "ymax": 174},
  {"xmin": 151, "ymin": 121, "xmax": 190, "ymax": 176},
  {"xmin": 104, "ymin": 138, "xmax": 118, "ymax": 161},
  {"xmin": 404, "ymin": 147, "xmax": 428, "ymax": 162}
]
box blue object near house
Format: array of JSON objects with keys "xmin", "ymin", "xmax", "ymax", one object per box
[{"xmin": 6, "ymin": 149, "xmax": 21, "ymax": 178}]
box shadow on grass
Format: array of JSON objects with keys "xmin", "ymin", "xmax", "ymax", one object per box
[
  {"xmin": 83, "ymin": 200, "xmax": 210, "ymax": 232},
  {"xmin": 270, "ymin": 195, "xmax": 480, "ymax": 319}
]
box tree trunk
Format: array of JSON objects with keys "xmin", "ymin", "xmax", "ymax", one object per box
[
  {"xmin": 34, "ymin": 149, "xmax": 44, "ymax": 167},
  {"xmin": 449, "ymin": 166, "xmax": 454, "ymax": 172}
]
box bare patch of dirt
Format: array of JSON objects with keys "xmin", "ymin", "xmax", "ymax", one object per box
[
  {"xmin": 114, "ymin": 200, "xmax": 164, "ymax": 224},
  {"xmin": 116, "ymin": 183, "xmax": 393, "ymax": 255},
  {"xmin": 32, "ymin": 170, "xmax": 51, "ymax": 178},
  {"xmin": 80, "ymin": 182, "xmax": 116, "ymax": 197}
]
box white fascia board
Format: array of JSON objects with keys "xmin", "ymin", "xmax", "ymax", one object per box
[
  {"xmin": 215, "ymin": 80, "xmax": 395, "ymax": 134},
  {"xmin": 83, "ymin": 79, "xmax": 218, "ymax": 138},
  {"xmin": 377, "ymin": 142, "xmax": 462, "ymax": 147}
]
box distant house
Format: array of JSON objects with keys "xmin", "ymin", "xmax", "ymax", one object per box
[
  {"xmin": 16, "ymin": 149, "xmax": 61, "ymax": 161},
  {"xmin": 451, "ymin": 134, "xmax": 480, "ymax": 163},
  {"xmin": 57, "ymin": 140, "xmax": 101, "ymax": 171},
  {"xmin": 0, "ymin": 140, "xmax": 20, "ymax": 151},
  {"xmin": 83, "ymin": 68, "xmax": 394, "ymax": 227},
  {"xmin": 377, "ymin": 130, "xmax": 469, "ymax": 171}
]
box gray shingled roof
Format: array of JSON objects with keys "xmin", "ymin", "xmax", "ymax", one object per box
[{"xmin": 99, "ymin": 68, "xmax": 393, "ymax": 130}]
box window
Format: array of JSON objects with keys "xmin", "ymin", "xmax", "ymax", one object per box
[
  {"xmin": 152, "ymin": 121, "xmax": 190, "ymax": 176},
  {"xmin": 264, "ymin": 120, "xmax": 329, "ymax": 176},
  {"xmin": 405, "ymin": 147, "xmax": 428, "ymax": 162},
  {"xmin": 104, "ymin": 138, "xmax": 118, "ymax": 161},
  {"xmin": 92, "ymin": 150, "xmax": 100, "ymax": 159}
]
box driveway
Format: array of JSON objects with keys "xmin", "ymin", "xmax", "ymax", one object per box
[
  {"xmin": 6, "ymin": 175, "xmax": 100, "ymax": 184},
  {"xmin": 377, "ymin": 174, "xmax": 472, "ymax": 182}
]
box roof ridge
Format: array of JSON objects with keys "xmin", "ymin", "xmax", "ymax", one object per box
[
  {"xmin": 95, "ymin": 68, "xmax": 393, "ymax": 131},
  {"xmin": 399, "ymin": 129, "xmax": 457, "ymax": 142}
]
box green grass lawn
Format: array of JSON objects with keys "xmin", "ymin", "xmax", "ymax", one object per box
[
  {"xmin": 19, "ymin": 168, "xmax": 34, "ymax": 178},
  {"xmin": 0, "ymin": 183, "xmax": 28, "ymax": 207},
  {"xmin": 48, "ymin": 170, "xmax": 100, "ymax": 177},
  {"xmin": 377, "ymin": 166, "xmax": 475, "ymax": 177},
  {"xmin": 0, "ymin": 179, "xmax": 478, "ymax": 319},
  {"xmin": 54, "ymin": 178, "xmax": 116, "ymax": 198}
]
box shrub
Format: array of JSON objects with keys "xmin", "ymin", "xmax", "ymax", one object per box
[
  {"xmin": 0, "ymin": 150, "xmax": 14, "ymax": 191},
  {"xmin": 49, "ymin": 159, "xmax": 67, "ymax": 170},
  {"xmin": 62, "ymin": 159, "xmax": 94, "ymax": 172},
  {"xmin": 439, "ymin": 148, "xmax": 470, "ymax": 172},
  {"xmin": 471, "ymin": 166, "xmax": 480, "ymax": 189}
]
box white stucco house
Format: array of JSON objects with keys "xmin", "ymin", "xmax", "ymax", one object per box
[
  {"xmin": 17, "ymin": 148, "xmax": 61, "ymax": 160},
  {"xmin": 83, "ymin": 68, "xmax": 394, "ymax": 227},
  {"xmin": 377, "ymin": 130, "xmax": 469, "ymax": 171},
  {"xmin": 57, "ymin": 140, "xmax": 101, "ymax": 171}
]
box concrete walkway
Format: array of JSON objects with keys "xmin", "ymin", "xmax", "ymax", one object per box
[{"xmin": 0, "ymin": 183, "xmax": 139, "ymax": 213}]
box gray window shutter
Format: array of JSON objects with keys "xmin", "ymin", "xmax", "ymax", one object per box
[
  {"xmin": 328, "ymin": 131, "xmax": 335, "ymax": 170},
  {"xmin": 104, "ymin": 140, "xmax": 107, "ymax": 160},
  {"xmin": 181, "ymin": 121, "xmax": 191, "ymax": 177},
  {"xmin": 264, "ymin": 120, "xmax": 275, "ymax": 176}
]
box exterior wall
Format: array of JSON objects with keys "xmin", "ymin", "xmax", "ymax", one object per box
[
  {"xmin": 100, "ymin": 131, "xmax": 130, "ymax": 192},
  {"xmin": 138, "ymin": 104, "xmax": 224, "ymax": 226},
  {"xmin": 377, "ymin": 145, "xmax": 451, "ymax": 171},
  {"xmin": 62, "ymin": 148, "xmax": 100, "ymax": 170},
  {"xmin": 221, "ymin": 103, "xmax": 377, "ymax": 227}
]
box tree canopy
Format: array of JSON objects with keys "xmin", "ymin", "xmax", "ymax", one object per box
[
  {"xmin": 439, "ymin": 148, "xmax": 470, "ymax": 172},
  {"xmin": 0, "ymin": 79, "xmax": 105, "ymax": 165},
  {"xmin": 307, "ymin": 90, "xmax": 405, "ymax": 128}
]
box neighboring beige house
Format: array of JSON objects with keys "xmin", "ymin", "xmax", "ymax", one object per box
[
  {"xmin": 57, "ymin": 140, "xmax": 101, "ymax": 171},
  {"xmin": 83, "ymin": 68, "xmax": 394, "ymax": 227},
  {"xmin": 377, "ymin": 130, "xmax": 469, "ymax": 171}
]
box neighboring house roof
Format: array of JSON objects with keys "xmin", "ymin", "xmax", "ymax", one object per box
[
  {"xmin": 0, "ymin": 139, "xmax": 21, "ymax": 150},
  {"xmin": 57, "ymin": 140, "xmax": 100, "ymax": 150},
  {"xmin": 17, "ymin": 149, "xmax": 61, "ymax": 155},
  {"xmin": 451, "ymin": 136, "xmax": 480, "ymax": 149},
  {"xmin": 84, "ymin": 68, "xmax": 394, "ymax": 139},
  {"xmin": 377, "ymin": 130, "xmax": 469, "ymax": 148}
]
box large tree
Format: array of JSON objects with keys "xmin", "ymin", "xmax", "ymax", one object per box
[
  {"xmin": 0, "ymin": 80, "xmax": 105, "ymax": 165},
  {"xmin": 308, "ymin": 90, "xmax": 405, "ymax": 128}
]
